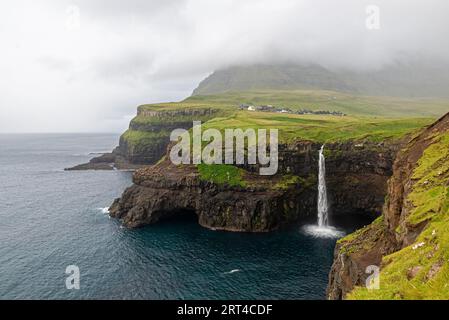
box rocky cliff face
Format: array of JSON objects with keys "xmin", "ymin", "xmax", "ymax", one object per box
[
  {"xmin": 66, "ymin": 106, "xmax": 221, "ymax": 170},
  {"xmin": 327, "ymin": 113, "xmax": 449, "ymax": 299},
  {"xmin": 276, "ymin": 141, "xmax": 399, "ymax": 218},
  {"xmin": 109, "ymin": 157, "xmax": 304, "ymax": 231},
  {"xmin": 109, "ymin": 140, "xmax": 399, "ymax": 231}
]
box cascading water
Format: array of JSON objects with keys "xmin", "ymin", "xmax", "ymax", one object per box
[
  {"xmin": 317, "ymin": 145, "xmax": 328, "ymax": 227},
  {"xmin": 301, "ymin": 145, "xmax": 344, "ymax": 238}
]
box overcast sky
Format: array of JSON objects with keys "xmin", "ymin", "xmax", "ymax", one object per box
[{"xmin": 1, "ymin": 0, "xmax": 448, "ymax": 132}]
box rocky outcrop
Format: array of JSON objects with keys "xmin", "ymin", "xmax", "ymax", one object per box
[
  {"xmin": 66, "ymin": 106, "xmax": 222, "ymax": 170},
  {"xmin": 109, "ymin": 140, "xmax": 400, "ymax": 231},
  {"xmin": 327, "ymin": 112, "xmax": 449, "ymax": 300},
  {"xmin": 109, "ymin": 155, "xmax": 309, "ymax": 231},
  {"xmin": 65, "ymin": 150, "xmax": 144, "ymax": 171}
]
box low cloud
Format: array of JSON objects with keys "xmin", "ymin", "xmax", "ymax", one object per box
[{"xmin": 1, "ymin": 0, "xmax": 448, "ymax": 132}]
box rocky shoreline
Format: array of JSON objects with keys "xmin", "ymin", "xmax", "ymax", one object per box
[{"xmin": 65, "ymin": 150, "xmax": 144, "ymax": 171}]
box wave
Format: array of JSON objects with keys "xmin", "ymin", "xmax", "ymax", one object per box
[
  {"xmin": 98, "ymin": 207, "xmax": 110, "ymax": 214},
  {"xmin": 224, "ymin": 269, "xmax": 241, "ymax": 274}
]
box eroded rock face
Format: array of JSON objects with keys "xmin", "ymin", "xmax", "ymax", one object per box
[
  {"xmin": 325, "ymin": 142, "xmax": 399, "ymax": 217},
  {"xmin": 109, "ymin": 157, "xmax": 309, "ymax": 231},
  {"xmin": 278, "ymin": 141, "xmax": 400, "ymax": 218},
  {"xmin": 326, "ymin": 220, "xmax": 399, "ymax": 299},
  {"xmin": 109, "ymin": 140, "xmax": 399, "ymax": 232},
  {"xmin": 327, "ymin": 113, "xmax": 449, "ymax": 300}
]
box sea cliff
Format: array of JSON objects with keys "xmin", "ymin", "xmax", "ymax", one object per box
[
  {"xmin": 66, "ymin": 105, "xmax": 224, "ymax": 170},
  {"xmin": 109, "ymin": 140, "xmax": 399, "ymax": 231},
  {"xmin": 327, "ymin": 112, "xmax": 449, "ymax": 299}
]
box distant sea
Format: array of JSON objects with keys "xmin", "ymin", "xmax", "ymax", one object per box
[{"xmin": 0, "ymin": 133, "xmax": 370, "ymax": 299}]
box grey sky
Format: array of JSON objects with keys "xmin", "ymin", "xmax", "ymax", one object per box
[{"xmin": 1, "ymin": 0, "xmax": 448, "ymax": 132}]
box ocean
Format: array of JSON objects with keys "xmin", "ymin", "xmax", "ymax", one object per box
[{"xmin": 0, "ymin": 133, "xmax": 369, "ymax": 299}]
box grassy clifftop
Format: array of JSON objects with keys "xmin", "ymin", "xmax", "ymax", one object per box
[
  {"xmin": 328, "ymin": 113, "xmax": 449, "ymax": 300},
  {"xmin": 201, "ymin": 111, "xmax": 432, "ymax": 144},
  {"xmin": 346, "ymin": 132, "xmax": 449, "ymax": 299},
  {"xmin": 126, "ymin": 89, "xmax": 442, "ymax": 145},
  {"xmin": 117, "ymin": 89, "xmax": 447, "ymax": 165},
  {"xmin": 186, "ymin": 89, "xmax": 449, "ymax": 118}
]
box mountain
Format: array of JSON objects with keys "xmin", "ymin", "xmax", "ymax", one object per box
[{"xmin": 192, "ymin": 63, "xmax": 449, "ymax": 98}]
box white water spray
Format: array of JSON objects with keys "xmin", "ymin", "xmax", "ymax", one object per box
[{"xmin": 317, "ymin": 145, "xmax": 328, "ymax": 227}]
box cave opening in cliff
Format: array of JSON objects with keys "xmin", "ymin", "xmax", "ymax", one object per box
[
  {"xmin": 329, "ymin": 211, "xmax": 378, "ymax": 233},
  {"xmin": 155, "ymin": 209, "xmax": 198, "ymax": 225}
]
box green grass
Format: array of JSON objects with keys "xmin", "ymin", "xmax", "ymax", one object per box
[
  {"xmin": 130, "ymin": 113, "xmax": 225, "ymax": 131},
  {"xmin": 201, "ymin": 111, "xmax": 433, "ymax": 143},
  {"xmin": 273, "ymin": 175, "xmax": 300, "ymax": 190},
  {"xmin": 137, "ymin": 102, "xmax": 234, "ymax": 112},
  {"xmin": 122, "ymin": 89, "xmax": 446, "ymax": 163},
  {"xmin": 347, "ymin": 133, "xmax": 449, "ymax": 300},
  {"xmin": 197, "ymin": 163, "xmax": 246, "ymax": 187},
  {"xmin": 337, "ymin": 216, "xmax": 385, "ymax": 255},
  {"xmin": 121, "ymin": 129, "xmax": 169, "ymax": 149},
  {"xmin": 124, "ymin": 109, "xmax": 433, "ymax": 152},
  {"xmin": 130, "ymin": 105, "xmax": 232, "ymax": 131},
  {"xmin": 185, "ymin": 89, "xmax": 449, "ymax": 118}
]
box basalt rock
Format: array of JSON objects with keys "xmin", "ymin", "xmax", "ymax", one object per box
[
  {"xmin": 109, "ymin": 140, "xmax": 400, "ymax": 231},
  {"xmin": 277, "ymin": 140, "xmax": 399, "ymax": 218},
  {"xmin": 109, "ymin": 155, "xmax": 311, "ymax": 231}
]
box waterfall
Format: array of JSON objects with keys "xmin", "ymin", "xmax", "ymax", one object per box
[
  {"xmin": 301, "ymin": 145, "xmax": 344, "ymax": 238},
  {"xmin": 317, "ymin": 145, "xmax": 329, "ymax": 227}
]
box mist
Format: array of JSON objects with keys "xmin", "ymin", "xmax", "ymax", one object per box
[{"xmin": 1, "ymin": 0, "xmax": 448, "ymax": 132}]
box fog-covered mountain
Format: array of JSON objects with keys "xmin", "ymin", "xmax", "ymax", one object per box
[{"xmin": 192, "ymin": 63, "xmax": 449, "ymax": 98}]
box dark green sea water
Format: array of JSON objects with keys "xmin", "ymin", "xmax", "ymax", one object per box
[{"xmin": 0, "ymin": 134, "xmax": 371, "ymax": 299}]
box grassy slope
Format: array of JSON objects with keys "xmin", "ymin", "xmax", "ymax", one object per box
[
  {"xmin": 121, "ymin": 129, "xmax": 169, "ymax": 147},
  {"xmin": 122, "ymin": 90, "xmax": 446, "ymax": 179},
  {"xmin": 201, "ymin": 111, "xmax": 432, "ymax": 144},
  {"xmin": 122, "ymin": 104, "xmax": 232, "ymax": 149},
  {"xmin": 347, "ymin": 133, "xmax": 449, "ymax": 299},
  {"xmin": 197, "ymin": 163, "xmax": 246, "ymax": 187},
  {"xmin": 191, "ymin": 64, "xmax": 449, "ymax": 98},
  {"xmin": 137, "ymin": 102, "xmax": 232, "ymax": 112},
  {"xmin": 126, "ymin": 89, "xmax": 447, "ymax": 145},
  {"xmin": 185, "ymin": 90, "xmax": 449, "ymax": 118}
]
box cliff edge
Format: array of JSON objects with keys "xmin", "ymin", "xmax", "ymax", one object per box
[{"xmin": 327, "ymin": 112, "xmax": 449, "ymax": 299}]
